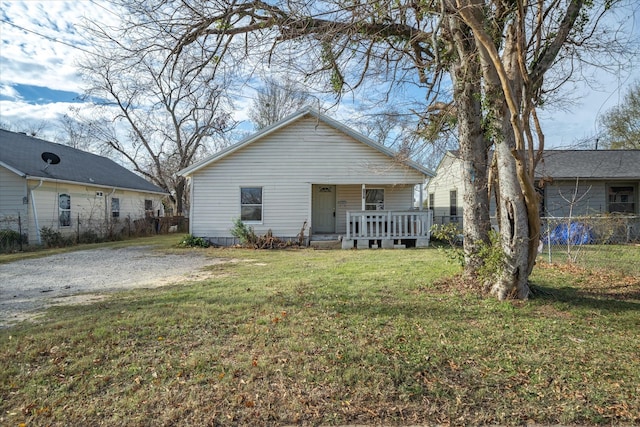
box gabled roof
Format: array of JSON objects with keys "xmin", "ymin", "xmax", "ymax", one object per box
[
  {"xmin": 439, "ymin": 149, "xmax": 640, "ymax": 180},
  {"xmin": 0, "ymin": 129, "xmax": 167, "ymax": 194},
  {"xmin": 537, "ymin": 150, "xmax": 640, "ymax": 180},
  {"xmin": 179, "ymin": 107, "xmax": 435, "ymax": 177}
]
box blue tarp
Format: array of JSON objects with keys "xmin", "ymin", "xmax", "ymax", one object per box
[{"xmin": 545, "ymin": 222, "xmax": 595, "ymax": 245}]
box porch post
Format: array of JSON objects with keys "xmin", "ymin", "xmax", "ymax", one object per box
[
  {"xmin": 346, "ymin": 211, "xmax": 351, "ymax": 240},
  {"xmin": 418, "ymin": 182, "xmax": 424, "ymax": 211},
  {"xmin": 361, "ymin": 184, "xmax": 366, "ymax": 210}
]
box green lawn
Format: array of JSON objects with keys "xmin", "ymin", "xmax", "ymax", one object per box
[
  {"xmin": 539, "ymin": 243, "xmax": 640, "ymax": 276},
  {"xmin": 1, "ymin": 240, "xmax": 638, "ymax": 426}
]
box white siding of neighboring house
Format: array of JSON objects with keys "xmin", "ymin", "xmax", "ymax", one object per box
[
  {"xmin": 26, "ymin": 179, "xmax": 164, "ymax": 243},
  {"xmin": 0, "ymin": 166, "xmax": 28, "ymax": 235},
  {"xmin": 189, "ymin": 117, "xmax": 425, "ymax": 239},
  {"xmin": 426, "ymin": 153, "xmax": 464, "ymax": 224}
]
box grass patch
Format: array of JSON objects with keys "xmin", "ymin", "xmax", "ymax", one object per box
[
  {"xmin": 538, "ymin": 243, "xmax": 640, "ymax": 276},
  {"xmin": 1, "ymin": 246, "xmax": 639, "ymax": 426}
]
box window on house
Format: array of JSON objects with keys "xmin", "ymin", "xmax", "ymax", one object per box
[
  {"xmin": 429, "ymin": 193, "xmax": 435, "ymax": 211},
  {"xmin": 59, "ymin": 193, "xmax": 71, "ymax": 227},
  {"xmin": 145, "ymin": 199, "xmax": 154, "ymax": 217},
  {"xmin": 608, "ymin": 185, "xmax": 635, "ymax": 213},
  {"xmin": 449, "ymin": 190, "xmax": 457, "ymax": 217},
  {"xmin": 365, "ymin": 188, "xmax": 385, "ymax": 210},
  {"xmin": 241, "ymin": 187, "xmax": 263, "ymax": 222},
  {"xmin": 111, "ymin": 197, "xmax": 120, "ymax": 218}
]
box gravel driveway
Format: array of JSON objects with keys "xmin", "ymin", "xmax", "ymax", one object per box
[{"xmin": 0, "ymin": 246, "xmax": 217, "ymax": 328}]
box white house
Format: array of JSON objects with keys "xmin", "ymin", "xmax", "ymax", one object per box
[
  {"xmin": 179, "ymin": 107, "xmax": 435, "ymax": 249},
  {"xmin": 427, "ymin": 149, "xmax": 640, "ymax": 222},
  {"xmin": 0, "ymin": 129, "xmax": 167, "ymax": 245}
]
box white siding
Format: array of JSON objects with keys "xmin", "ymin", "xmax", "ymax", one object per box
[
  {"xmin": 190, "ymin": 117, "xmax": 425, "ymax": 238},
  {"xmin": 0, "ymin": 167, "xmax": 28, "ymax": 235},
  {"xmin": 426, "ymin": 153, "xmax": 464, "ymax": 223},
  {"xmin": 26, "ymin": 180, "xmax": 164, "ymax": 243}
]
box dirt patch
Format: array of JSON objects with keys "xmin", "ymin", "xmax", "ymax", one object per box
[{"xmin": 0, "ymin": 246, "xmax": 224, "ymax": 328}]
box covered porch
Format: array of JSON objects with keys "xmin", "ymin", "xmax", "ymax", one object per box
[{"xmin": 309, "ymin": 183, "xmax": 432, "ymax": 249}]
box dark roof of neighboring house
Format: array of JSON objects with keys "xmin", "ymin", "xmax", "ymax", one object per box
[
  {"xmin": 179, "ymin": 106, "xmax": 436, "ymax": 178},
  {"xmin": 0, "ymin": 129, "xmax": 166, "ymax": 194},
  {"xmin": 536, "ymin": 150, "xmax": 640, "ymax": 180},
  {"xmin": 443, "ymin": 149, "xmax": 640, "ymax": 180}
]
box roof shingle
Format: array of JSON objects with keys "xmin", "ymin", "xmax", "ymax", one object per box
[{"xmin": 0, "ymin": 129, "xmax": 166, "ymax": 194}]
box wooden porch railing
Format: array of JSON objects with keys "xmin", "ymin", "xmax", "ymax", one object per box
[{"xmin": 346, "ymin": 210, "xmax": 433, "ymax": 240}]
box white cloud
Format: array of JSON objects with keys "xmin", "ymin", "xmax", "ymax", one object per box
[
  {"xmin": 0, "ymin": 83, "xmax": 21, "ymax": 100},
  {"xmin": 0, "ymin": 0, "xmax": 118, "ymax": 93}
]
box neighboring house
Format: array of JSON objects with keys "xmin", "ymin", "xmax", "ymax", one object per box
[
  {"xmin": 179, "ymin": 107, "xmax": 435, "ymax": 249},
  {"xmin": 427, "ymin": 149, "xmax": 640, "ymax": 224},
  {"xmin": 0, "ymin": 129, "xmax": 167, "ymax": 244},
  {"xmin": 425, "ymin": 151, "xmax": 466, "ymax": 225}
]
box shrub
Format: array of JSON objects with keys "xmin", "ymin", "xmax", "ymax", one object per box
[
  {"xmin": 178, "ymin": 234, "xmax": 210, "ymax": 248},
  {"xmin": 430, "ymin": 223, "xmax": 464, "ymax": 265},
  {"xmin": 78, "ymin": 230, "xmax": 104, "ymax": 244},
  {"xmin": 40, "ymin": 227, "xmax": 74, "ymax": 248},
  {"xmin": 430, "ymin": 223, "xmax": 463, "ymax": 246},
  {"xmin": 0, "ymin": 229, "xmax": 26, "ymax": 253},
  {"xmin": 475, "ymin": 230, "xmax": 505, "ymax": 285},
  {"xmin": 230, "ymin": 218, "xmax": 257, "ymax": 245}
]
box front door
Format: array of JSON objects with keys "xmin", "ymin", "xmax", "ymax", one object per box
[{"xmin": 312, "ymin": 185, "xmax": 336, "ymax": 233}]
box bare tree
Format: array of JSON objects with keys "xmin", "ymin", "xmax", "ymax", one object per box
[
  {"xmin": 0, "ymin": 120, "xmax": 50, "ymax": 137},
  {"xmin": 248, "ymin": 77, "xmax": 314, "ymax": 129},
  {"xmin": 57, "ymin": 109, "xmax": 94, "ymax": 151},
  {"xmin": 75, "ymin": 8, "xmax": 237, "ymax": 215}
]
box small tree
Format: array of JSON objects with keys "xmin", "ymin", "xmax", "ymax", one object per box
[{"xmin": 598, "ymin": 81, "xmax": 640, "ymax": 149}]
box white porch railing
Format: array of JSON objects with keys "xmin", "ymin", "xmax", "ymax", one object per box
[{"xmin": 346, "ymin": 210, "xmax": 433, "ymax": 240}]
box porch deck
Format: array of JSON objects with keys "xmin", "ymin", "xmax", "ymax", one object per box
[{"xmin": 342, "ymin": 210, "xmax": 432, "ymax": 249}]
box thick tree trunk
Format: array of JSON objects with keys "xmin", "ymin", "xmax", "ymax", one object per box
[
  {"xmin": 449, "ymin": 15, "xmax": 492, "ymax": 281},
  {"xmin": 454, "ymin": 79, "xmax": 491, "ymax": 278},
  {"xmin": 485, "ymin": 26, "xmax": 535, "ymax": 299},
  {"xmin": 492, "ymin": 136, "xmax": 532, "ymax": 299},
  {"xmin": 175, "ymin": 178, "xmax": 186, "ymax": 216}
]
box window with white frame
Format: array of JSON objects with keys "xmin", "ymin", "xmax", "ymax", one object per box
[
  {"xmin": 429, "ymin": 193, "xmax": 435, "ymax": 211},
  {"xmin": 608, "ymin": 185, "xmax": 636, "ymax": 213},
  {"xmin": 59, "ymin": 193, "xmax": 71, "ymax": 227},
  {"xmin": 241, "ymin": 187, "xmax": 263, "ymax": 222},
  {"xmin": 365, "ymin": 188, "xmax": 385, "ymax": 210},
  {"xmin": 111, "ymin": 197, "xmax": 120, "ymax": 218},
  {"xmin": 449, "ymin": 190, "xmax": 457, "ymax": 218}
]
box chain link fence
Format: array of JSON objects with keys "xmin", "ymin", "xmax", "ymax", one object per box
[
  {"xmin": 0, "ymin": 212, "xmax": 28, "ymax": 252},
  {"xmin": 539, "ymin": 215, "xmax": 640, "ymax": 275},
  {"xmin": 432, "ymin": 214, "xmax": 640, "ymax": 276},
  {"xmin": 1, "ymin": 212, "xmax": 188, "ymax": 253}
]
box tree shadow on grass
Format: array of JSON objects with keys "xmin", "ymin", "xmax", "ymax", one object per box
[{"xmin": 529, "ymin": 282, "xmax": 640, "ymax": 313}]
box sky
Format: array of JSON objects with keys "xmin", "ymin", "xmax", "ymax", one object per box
[{"xmin": 1, "ymin": 0, "xmax": 640, "ymax": 151}]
